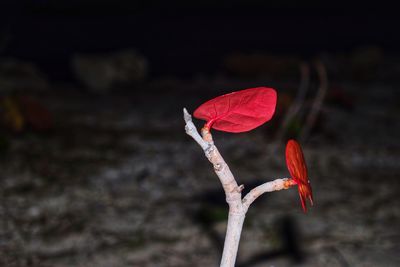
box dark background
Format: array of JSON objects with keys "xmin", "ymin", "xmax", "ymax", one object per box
[
  {"xmin": 1, "ymin": 2, "xmax": 400, "ymax": 267},
  {"xmin": 1, "ymin": 2, "xmax": 400, "ymax": 79}
]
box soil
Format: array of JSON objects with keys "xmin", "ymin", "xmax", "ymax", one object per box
[{"xmin": 1, "ymin": 80, "xmax": 399, "ymax": 267}]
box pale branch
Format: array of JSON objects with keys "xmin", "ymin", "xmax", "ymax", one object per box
[
  {"xmin": 184, "ymin": 108, "xmax": 242, "ymax": 204},
  {"xmin": 183, "ymin": 108, "xmax": 295, "ymax": 267},
  {"xmin": 184, "ymin": 108, "xmax": 244, "ymax": 267},
  {"xmin": 242, "ymin": 178, "xmax": 296, "ymax": 210},
  {"xmin": 183, "ymin": 108, "xmax": 210, "ymax": 150}
]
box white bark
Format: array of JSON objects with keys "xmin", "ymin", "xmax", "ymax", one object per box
[
  {"xmin": 242, "ymin": 178, "xmax": 295, "ymax": 210},
  {"xmin": 183, "ymin": 108, "xmax": 294, "ymax": 267},
  {"xmin": 220, "ymin": 213, "xmax": 245, "ymax": 267}
]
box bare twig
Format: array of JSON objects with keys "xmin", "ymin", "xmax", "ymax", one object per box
[
  {"xmin": 184, "ymin": 109, "xmax": 296, "ymax": 267},
  {"xmin": 184, "ymin": 108, "xmax": 209, "ymax": 150},
  {"xmin": 242, "ymin": 178, "xmax": 296, "ymax": 210}
]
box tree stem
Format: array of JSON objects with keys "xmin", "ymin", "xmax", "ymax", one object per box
[
  {"xmin": 220, "ymin": 212, "xmax": 245, "ymax": 267},
  {"xmin": 183, "ymin": 108, "xmax": 295, "ymax": 267}
]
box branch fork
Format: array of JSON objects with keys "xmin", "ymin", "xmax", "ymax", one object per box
[{"xmin": 183, "ymin": 108, "xmax": 295, "ymax": 267}]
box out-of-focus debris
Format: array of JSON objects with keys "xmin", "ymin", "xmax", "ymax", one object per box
[
  {"xmin": 275, "ymin": 63, "xmax": 310, "ymax": 142},
  {"xmin": 0, "ymin": 133, "xmax": 10, "ymax": 153},
  {"xmin": 350, "ymin": 46, "xmax": 383, "ymax": 81},
  {"xmin": 223, "ymin": 53, "xmax": 300, "ymax": 79},
  {"xmin": 0, "ymin": 59, "xmax": 49, "ymax": 92},
  {"xmin": 19, "ymin": 95, "xmax": 52, "ymax": 131},
  {"xmin": 72, "ymin": 49, "xmax": 148, "ymax": 93},
  {"xmin": 269, "ymin": 61, "xmax": 329, "ymax": 143},
  {"xmin": 300, "ymin": 60, "xmax": 328, "ymax": 142},
  {"xmin": 326, "ymin": 86, "xmax": 355, "ymax": 111},
  {"xmin": 320, "ymin": 46, "xmax": 385, "ymax": 81},
  {"xmin": 0, "ymin": 95, "xmax": 52, "ymax": 132},
  {"xmin": 0, "ymin": 96, "xmax": 24, "ymax": 132}
]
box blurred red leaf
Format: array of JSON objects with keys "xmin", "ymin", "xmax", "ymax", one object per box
[
  {"xmin": 285, "ymin": 139, "xmax": 313, "ymax": 212},
  {"xmin": 193, "ymin": 87, "xmax": 277, "ymax": 133}
]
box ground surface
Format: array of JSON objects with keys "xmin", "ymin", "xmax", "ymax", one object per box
[{"xmin": 1, "ymin": 80, "xmax": 399, "ymax": 266}]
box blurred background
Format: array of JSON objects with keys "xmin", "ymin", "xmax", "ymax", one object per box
[{"xmin": 1, "ymin": 1, "xmax": 400, "ymax": 266}]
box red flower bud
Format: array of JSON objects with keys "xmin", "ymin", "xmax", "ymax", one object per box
[{"xmin": 285, "ymin": 139, "xmax": 313, "ymax": 212}]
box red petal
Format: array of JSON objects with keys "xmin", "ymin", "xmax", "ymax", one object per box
[
  {"xmin": 193, "ymin": 87, "xmax": 277, "ymax": 133},
  {"xmin": 285, "ymin": 139, "xmax": 313, "ymax": 212}
]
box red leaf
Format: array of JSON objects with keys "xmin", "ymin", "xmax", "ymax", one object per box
[
  {"xmin": 285, "ymin": 139, "xmax": 313, "ymax": 212},
  {"xmin": 193, "ymin": 87, "xmax": 277, "ymax": 133}
]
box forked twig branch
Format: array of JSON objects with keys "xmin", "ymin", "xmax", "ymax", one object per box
[{"xmin": 184, "ymin": 108, "xmax": 295, "ymax": 267}]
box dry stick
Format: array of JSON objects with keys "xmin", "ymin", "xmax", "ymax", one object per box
[
  {"xmin": 184, "ymin": 108, "xmax": 295, "ymax": 267},
  {"xmin": 300, "ymin": 60, "xmax": 328, "ymax": 143},
  {"xmin": 275, "ymin": 62, "xmax": 310, "ymax": 143}
]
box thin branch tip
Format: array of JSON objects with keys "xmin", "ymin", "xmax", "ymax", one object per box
[{"xmin": 183, "ymin": 108, "xmax": 192, "ymax": 122}]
